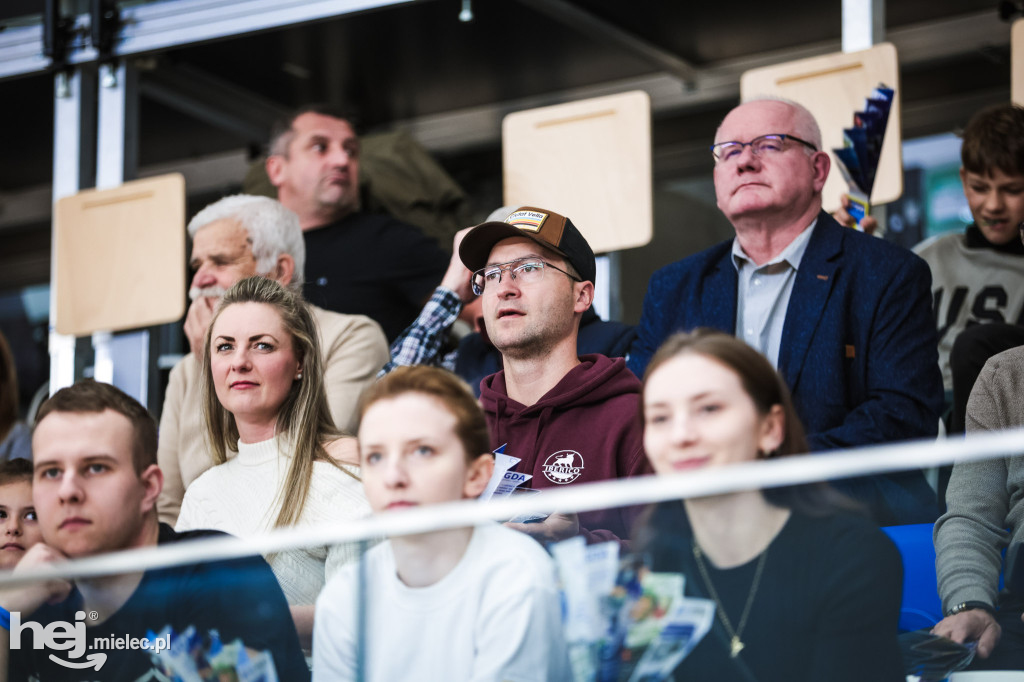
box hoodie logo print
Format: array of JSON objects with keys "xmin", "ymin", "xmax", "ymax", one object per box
[{"xmin": 542, "ymin": 450, "xmax": 584, "ymax": 484}]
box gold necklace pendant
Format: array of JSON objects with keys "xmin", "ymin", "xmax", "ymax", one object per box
[{"xmin": 692, "ymin": 540, "xmax": 767, "ymax": 662}]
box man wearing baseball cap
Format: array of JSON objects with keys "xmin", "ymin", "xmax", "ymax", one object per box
[{"xmin": 459, "ymin": 206, "xmax": 650, "ymax": 545}]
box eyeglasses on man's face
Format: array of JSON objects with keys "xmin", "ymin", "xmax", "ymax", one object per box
[
  {"xmin": 471, "ymin": 258, "xmax": 581, "ymax": 296},
  {"xmin": 710, "ymin": 134, "xmax": 818, "ymax": 163}
]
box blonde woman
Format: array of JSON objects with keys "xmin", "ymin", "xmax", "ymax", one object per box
[{"xmin": 176, "ymin": 276, "xmax": 369, "ymax": 648}]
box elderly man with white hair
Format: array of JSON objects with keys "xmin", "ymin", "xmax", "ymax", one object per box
[
  {"xmin": 628, "ymin": 97, "xmax": 944, "ymax": 525},
  {"xmin": 157, "ymin": 195, "xmax": 388, "ymax": 525}
]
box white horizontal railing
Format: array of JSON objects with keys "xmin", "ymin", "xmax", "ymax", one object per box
[{"xmin": 1, "ymin": 427, "xmax": 1022, "ymax": 585}]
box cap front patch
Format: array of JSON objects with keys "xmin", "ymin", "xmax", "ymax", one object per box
[{"xmin": 505, "ymin": 210, "xmax": 548, "ymax": 233}]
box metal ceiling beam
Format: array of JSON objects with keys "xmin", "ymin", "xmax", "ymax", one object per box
[
  {"xmin": 0, "ymin": 7, "xmax": 1009, "ymax": 209},
  {"xmin": 139, "ymin": 62, "xmax": 289, "ymax": 143},
  {"xmin": 0, "ymin": 21, "xmax": 52, "ymax": 79},
  {"xmin": 393, "ymin": 9, "xmax": 1007, "ymax": 154},
  {"xmin": 512, "ymin": 0, "xmax": 699, "ymax": 85},
  {"xmin": 0, "ymin": 0, "xmax": 415, "ymax": 81}
]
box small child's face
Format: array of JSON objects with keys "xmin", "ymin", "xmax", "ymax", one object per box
[
  {"xmin": 358, "ymin": 393, "xmax": 490, "ymax": 514},
  {"xmin": 961, "ymin": 167, "xmax": 1024, "ymax": 245},
  {"xmin": 0, "ymin": 481, "xmax": 41, "ymax": 569}
]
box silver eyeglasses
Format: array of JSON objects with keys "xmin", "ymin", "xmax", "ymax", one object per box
[
  {"xmin": 471, "ymin": 258, "xmax": 581, "ymax": 296},
  {"xmin": 710, "ymin": 133, "xmax": 818, "ymax": 162}
]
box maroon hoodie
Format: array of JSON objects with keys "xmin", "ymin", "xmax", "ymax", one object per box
[{"xmin": 479, "ymin": 354, "xmax": 652, "ymax": 544}]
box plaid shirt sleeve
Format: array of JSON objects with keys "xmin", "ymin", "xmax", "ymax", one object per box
[{"xmin": 379, "ymin": 287, "xmax": 462, "ymax": 376}]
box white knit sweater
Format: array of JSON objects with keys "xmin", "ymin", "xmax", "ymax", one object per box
[{"xmin": 176, "ymin": 434, "xmax": 371, "ymax": 606}]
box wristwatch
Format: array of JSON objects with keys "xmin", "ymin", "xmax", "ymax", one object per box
[{"xmin": 946, "ymin": 601, "xmax": 996, "ymax": 617}]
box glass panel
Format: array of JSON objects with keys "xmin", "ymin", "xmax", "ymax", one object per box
[{"xmin": 1, "ymin": 444, "xmax": 1020, "ymax": 681}]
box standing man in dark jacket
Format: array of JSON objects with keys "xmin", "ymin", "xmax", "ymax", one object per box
[
  {"xmin": 265, "ymin": 105, "xmax": 448, "ymax": 341},
  {"xmin": 629, "ymin": 98, "xmax": 943, "ymax": 525},
  {"xmin": 459, "ymin": 207, "xmax": 651, "ymax": 544}
]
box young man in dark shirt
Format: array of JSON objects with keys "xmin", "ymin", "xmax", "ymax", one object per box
[{"xmin": 0, "ymin": 380, "xmax": 308, "ymax": 682}]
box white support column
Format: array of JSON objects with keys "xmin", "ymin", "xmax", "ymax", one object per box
[
  {"xmin": 93, "ymin": 60, "xmax": 149, "ymax": 405},
  {"xmin": 49, "ymin": 68, "xmax": 95, "ymax": 395},
  {"xmin": 96, "ymin": 61, "xmax": 137, "ymax": 189},
  {"xmin": 91, "ymin": 330, "xmax": 114, "ymax": 384},
  {"xmin": 843, "ymin": 0, "xmax": 887, "ymax": 234},
  {"xmin": 592, "ymin": 253, "xmax": 623, "ymax": 323},
  {"xmin": 842, "ymin": 0, "xmax": 885, "ymax": 52},
  {"xmin": 91, "ymin": 62, "xmax": 124, "ymax": 387},
  {"xmin": 593, "ymin": 255, "xmax": 611, "ymax": 322}
]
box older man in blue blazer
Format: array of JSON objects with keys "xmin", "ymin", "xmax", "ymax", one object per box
[{"xmin": 629, "ymin": 98, "xmax": 943, "ymax": 525}]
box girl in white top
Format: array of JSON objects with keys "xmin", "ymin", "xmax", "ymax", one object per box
[
  {"xmin": 176, "ymin": 276, "xmax": 370, "ymax": 648},
  {"xmin": 313, "ymin": 366, "xmax": 572, "ymax": 682}
]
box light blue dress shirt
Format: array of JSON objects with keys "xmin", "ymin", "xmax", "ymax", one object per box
[{"xmin": 732, "ymin": 219, "xmax": 817, "ymax": 368}]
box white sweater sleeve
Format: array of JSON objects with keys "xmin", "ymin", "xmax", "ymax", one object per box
[{"xmin": 174, "ymin": 486, "xmax": 202, "ymax": 532}]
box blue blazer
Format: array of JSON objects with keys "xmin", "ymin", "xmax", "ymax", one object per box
[{"xmin": 629, "ymin": 214, "xmax": 944, "ymax": 522}]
